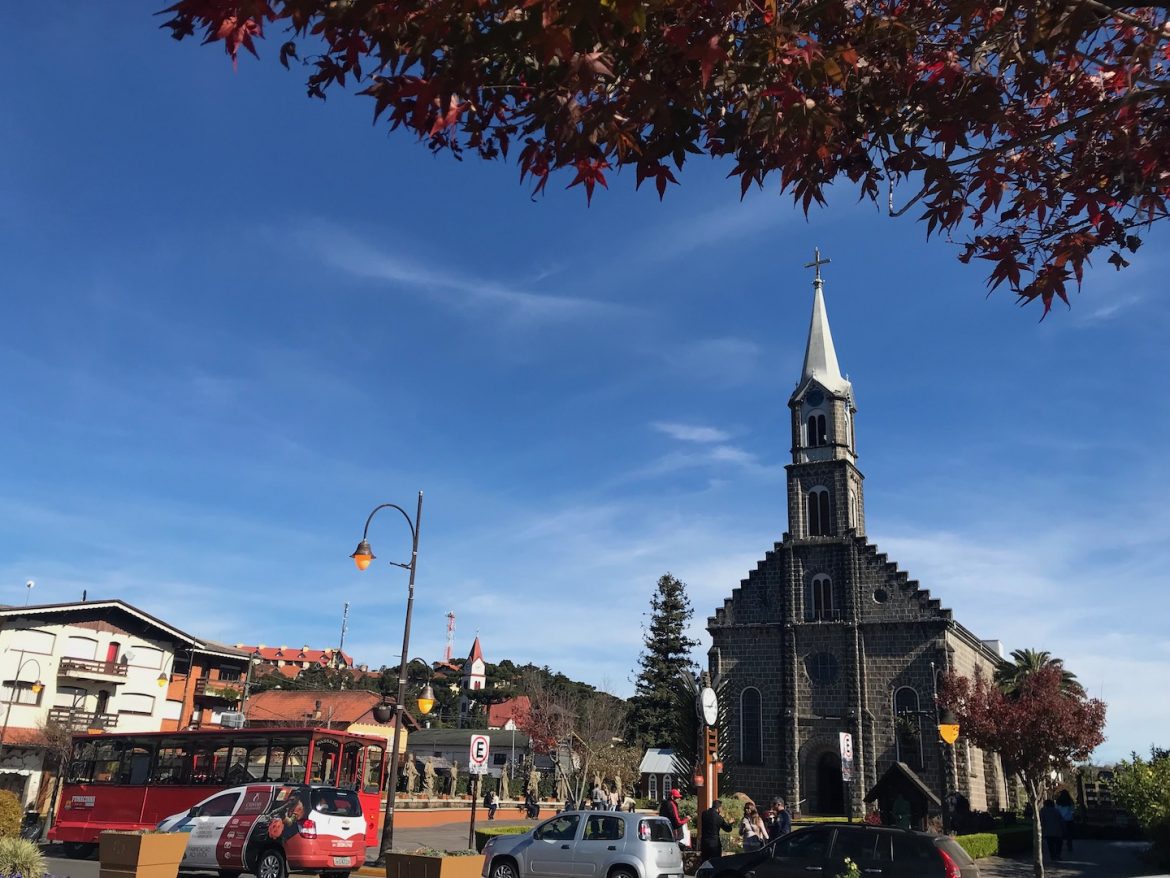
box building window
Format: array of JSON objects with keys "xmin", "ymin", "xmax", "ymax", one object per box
[
  {"xmin": 806, "ymin": 413, "xmax": 828, "ymax": 447},
  {"xmin": 1, "ymin": 680, "xmax": 42, "ymax": 706},
  {"xmin": 807, "ymin": 488, "xmax": 832, "ymax": 536},
  {"xmin": 663, "ymin": 774, "xmax": 673, "ymax": 795},
  {"xmin": 809, "ymin": 574, "xmax": 834, "ymax": 621},
  {"xmin": 648, "ymin": 774, "xmax": 657, "ymax": 801},
  {"xmin": 739, "ymin": 687, "xmax": 762, "ymax": 764},
  {"xmin": 894, "ymin": 687, "xmax": 923, "ymax": 770},
  {"xmin": 218, "ymin": 667, "xmax": 241, "ymax": 683},
  {"xmin": 804, "ymin": 653, "xmax": 839, "ymax": 686}
]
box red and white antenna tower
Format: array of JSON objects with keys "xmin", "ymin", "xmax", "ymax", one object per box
[{"xmin": 444, "ymin": 611, "xmax": 456, "ymax": 663}]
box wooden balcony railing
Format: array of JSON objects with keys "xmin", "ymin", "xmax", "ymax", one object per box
[
  {"xmin": 58, "ymin": 657, "xmax": 129, "ymax": 678},
  {"xmin": 47, "ymin": 707, "xmax": 119, "ymax": 729}
]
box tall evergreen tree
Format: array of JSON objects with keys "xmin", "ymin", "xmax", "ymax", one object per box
[{"xmin": 629, "ymin": 573, "xmax": 700, "ymax": 747}]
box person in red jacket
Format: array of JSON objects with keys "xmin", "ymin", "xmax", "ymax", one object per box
[{"xmin": 658, "ymin": 789, "xmax": 686, "ymax": 841}]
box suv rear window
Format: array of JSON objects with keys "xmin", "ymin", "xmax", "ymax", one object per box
[
  {"xmin": 935, "ymin": 837, "xmax": 975, "ymax": 865},
  {"xmin": 311, "ymin": 788, "xmax": 362, "ymax": 816},
  {"xmin": 639, "ymin": 818, "xmax": 676, "ymax": 842}
]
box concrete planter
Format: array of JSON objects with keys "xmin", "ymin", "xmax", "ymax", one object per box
[
  {"xmin": 98, "ymin": 831, "xmax": 189, "ymax": 878},
  {"xmin": 385, "ymin": 852, "xmax": 486, "ymax": 878}
]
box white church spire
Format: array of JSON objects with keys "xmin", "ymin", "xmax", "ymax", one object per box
[{"xmin": 798, "ymin": 248, "xmax": 851, "ymax": 396}]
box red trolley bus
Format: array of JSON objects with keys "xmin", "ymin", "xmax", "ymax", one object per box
[{"xmin": 48, "ymin": 727, "xmax": 386, "ymax": 857}]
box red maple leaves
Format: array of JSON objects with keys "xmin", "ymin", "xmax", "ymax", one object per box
[{"xmin": 158, "ymin": 0, "xmax": 1170, "ymax": 314}]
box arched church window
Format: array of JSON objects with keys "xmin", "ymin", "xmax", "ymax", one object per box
[
  {"xmin": 893, "ymin": 687, "xmax": 923, "ymax": 770},
  {"xmin": 806, "ymin": 413, "xmax": 828, "ymax": 447},
  {"xmin": 807, "ymin": 487, "xmax": 832, "ymax": 536},
  {"xmin": 739, "ymin": 687, "xmax": 762, "ymax": 764},
  {"xmin": 811, "ymin": 574, "xmax": 834, "ymax": 621}
]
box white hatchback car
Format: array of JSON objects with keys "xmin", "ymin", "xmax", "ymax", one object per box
[
  {"xmin": 157, "ymin": 782, "xmax": 364, "ymax": 878},
  {"xmin": 482, "ymin": 811, "xmax": 683, "ymax": 878}
]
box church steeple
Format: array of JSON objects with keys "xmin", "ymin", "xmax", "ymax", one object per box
[{"xmin": 786, "ymin": 250, "xmax": 865, "ymax": 539}]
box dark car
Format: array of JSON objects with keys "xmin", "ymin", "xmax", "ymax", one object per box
[{"xmin": 694, "ymin": 823, "xmax": 979, "ymax": 878}]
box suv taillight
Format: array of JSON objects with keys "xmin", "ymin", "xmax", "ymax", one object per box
[
  {"xmin": 938, "ymin": 849, "xmax": 961, "ymax": 878},
  {"xmin": 638, "ymin": 821, "xmax": 651, "ymax": 841},
  {"xmin": 300, "ymin": 818, "xmax": 317, "ymax": 839}
]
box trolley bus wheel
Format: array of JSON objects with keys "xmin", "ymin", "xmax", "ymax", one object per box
[{"xmin": 63, "ymin": 842, "xmax": 97, "ymax": 859}]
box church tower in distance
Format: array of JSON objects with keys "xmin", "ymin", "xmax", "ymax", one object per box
[{"xmin": 707, "ymin": 255, "xmax": 1009, "ymax": 821}]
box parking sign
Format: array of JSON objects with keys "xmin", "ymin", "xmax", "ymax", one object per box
[
  {"xmin": 839, "ymin": 732, "xmax": 854, "ymax": 782},
  {"xmin": 469, "ymin": 734, "xmax": 491, "ymax": 773}
]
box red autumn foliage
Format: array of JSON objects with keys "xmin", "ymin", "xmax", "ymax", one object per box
[
  {"xmin": 939, "ymin": 665, "xmax": 1106, "ymax": 877},
  {"xmin": 158, "ymin": 0, "xmax": 1170, "ymax": 314}
]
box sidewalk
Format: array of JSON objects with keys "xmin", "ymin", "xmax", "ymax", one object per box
[{"xmin": 975, "ymin": 840, "xmax": 1164, "ymax": 878}]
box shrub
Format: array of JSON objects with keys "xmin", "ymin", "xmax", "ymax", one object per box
[
  {"xmin": 955, "ymin": 833, "xmax": 998, "ymax": 859},
  {"xmin": 0, "ymin": 836, "xmax": 47, "ymax": 878},
  {"xmin": 0, "ymin": 792, "xmax": 20, "ymax": 839},
  {"xmin": 475, "ymin": 825, "xmax": 528, "ymax": 852}
]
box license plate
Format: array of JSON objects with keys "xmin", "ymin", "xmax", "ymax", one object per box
[{"xmin": 333, "ymin": 857, "xmax": 353, "ymax": 867}]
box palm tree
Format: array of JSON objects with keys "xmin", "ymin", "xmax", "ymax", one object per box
[{"xmin": 994, "ymin": 648, "xmax": 1085, "ymax": 697}]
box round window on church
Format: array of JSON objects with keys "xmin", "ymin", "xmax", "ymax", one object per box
[
  {"xmin": 873, "ymin": 588, "xmax": 889, "ymax": 603},
  {"xmin": 806, "ymin": 390, "xmax": 824, "ymax": 407},
  {"xmin": 804, "ymin": 652, "xmax": 839, "ymax": 686}
]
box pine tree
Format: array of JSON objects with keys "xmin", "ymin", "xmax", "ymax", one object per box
[{"xmin": 629, "ymin": 573, "xmax": 700, "ymax": 747}]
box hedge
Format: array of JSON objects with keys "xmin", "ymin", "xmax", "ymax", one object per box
[
  {"xmin": 475, "ymin": 825, "xmax": 529, "ymax": 852},
  {"xmin": 994, "ymin": 827, "xmax": 1033, "ymax": 856},
  {"xmin": 954, "ymin": 833, "xmax": 998, "ymax": 859}
]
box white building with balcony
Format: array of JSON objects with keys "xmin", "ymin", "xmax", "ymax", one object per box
[{"xmin": 0, "ymin": 600, "xmax": 250, "ymax": 810}]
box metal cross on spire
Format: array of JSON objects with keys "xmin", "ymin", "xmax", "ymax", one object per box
[{"xmin": 804, "ymin": 247, "xmax": 831, "ymax": 283}]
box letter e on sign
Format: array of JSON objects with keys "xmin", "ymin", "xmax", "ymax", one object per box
[{"xmin": 470, "ymin": 734, "xmax": 491, "ymax": 767}]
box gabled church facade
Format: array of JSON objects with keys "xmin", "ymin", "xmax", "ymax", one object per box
[{"xmin": 708, "ymin": 264, "xmax": 1009, "ymax": 818}]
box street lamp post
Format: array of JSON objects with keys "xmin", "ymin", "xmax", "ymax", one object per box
[
  {"xmin": 0, "ymin": 651, "xmax": 45, "ymax": 764},
  {"xmin": 352, "ymin": 492, "xmax": 423, "ymax": 863}
]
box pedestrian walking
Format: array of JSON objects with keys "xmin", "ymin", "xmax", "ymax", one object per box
[
  {"xmin": 1040, "ymin": 799, "xmax": 1064, "ymax": 861},
  {"xmin": 1056, "ymin": 789, "xmax": 1075, "ymax": 853},
  {"xmin": 740, "ymin": 802, "xmax": 768, "ymax": 852},
  {"xmin": 699, "ymin": 799, "xmax": 733, "ymax": 863},
  {"xmin": 592, "ymin": 783, "xmax": 606, "ymax": 810},
  {"xmin": 659, "ymin": 789, "xmax": 687, "ymax": 841},
  {"xmin": 487, "ymin": 790, "xmax": 499, "ymax": 819}
]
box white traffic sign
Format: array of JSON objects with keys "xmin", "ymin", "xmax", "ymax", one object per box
[
  {"xmin": 470, "ymin": 734, "xmax": 491, "ymax": 767},
  {"xmin": 839, "ymin": 732, "xmax": 854, "ymax": 782}
]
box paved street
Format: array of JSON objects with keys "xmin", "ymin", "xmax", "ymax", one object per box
[{"xmin": 42, "ymin": 837, "xmax": 1166, "ymax": 878}]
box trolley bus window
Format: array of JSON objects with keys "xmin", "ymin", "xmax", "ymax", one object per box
[
  {"xmin": 311, "ymin": 738, "xmax": 339, "ymax": 784},
  {"xmin": 243, "ymin": 741, "xmax": 270, "ymax": 780},
  {"xmin": 339, "ymin": 741, "xmax": 362, "ymax": 789},
  {"xmin": 265, "ymin": 742, "xmax": 288, "ymax": 781},
  {"xmin": 225, "ymin": 744, "xmax": 254, "ymax": 785},
  {"xmin": 119, "ymin": 740, "xmax": 156, "ymax": 784},
  {"xmin": 363, "ymin": 745, "xmax": 385, "ymax": 793},
  {"xmin": 192, "ymin": 746, "xmax": 220, "ymax": 783},
  {"xmin": 92, "ymin": 739, "xmax": 123, "ymax": 783},
  {"xmin": 152, "ymin": 742, "xmax": 193, "ymax": 784},
  {"xmin": 285, "ymin": 743, "xmax": 309, "ymax": 782}
]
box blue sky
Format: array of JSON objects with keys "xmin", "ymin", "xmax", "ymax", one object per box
[{"xmin": 2, "ymin": 5, "xmax": 1168, "ymax": 763}]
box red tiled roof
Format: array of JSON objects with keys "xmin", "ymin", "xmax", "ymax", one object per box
[
  {"xmin": 487, "ymin": 696, "xmax": 531, "ymax": 729},
  {"xmin": 237, "ymin": 644, "xmax": 355, "ymax": 667},
  {"xmin": 243, "ymin": 689, "xmax": 419, "ymax": 730},
  {"xmin": 0, "ymin": 727, "xmax": 48, "ymax": 747}
]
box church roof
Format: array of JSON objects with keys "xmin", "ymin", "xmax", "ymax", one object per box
[
  {"xmin": 796, "ymin": 277, "xmax": 852, "ymax": 398},
  {"xmin": 467, "ymin": 636, "xmax": 484, "ymax": 664}
]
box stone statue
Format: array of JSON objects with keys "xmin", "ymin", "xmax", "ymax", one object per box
[
  {"xmin": 593, "ymin": 772, "xmax": 602, "ymax": 790},
  {"xmin": 423, "ymin": 757, "xmax": 436, "ymax": 798},
  {"xmin": 450, "ymin": 760, "xmax": 459, "ymax": 795},
  {"xmin": 528, "ymin": 766, "xmax": 540, "ymax": 798},
  {"xmin": 404, "ymin": 756, "xmax": 419, "ymax": 794},
  {"xmin": 615, "ymin": 773, "xmax": 623, "ymax": 799},
  {"xmin": 500, "ymin": 764, "xmax": 510, "ymax": 800}
]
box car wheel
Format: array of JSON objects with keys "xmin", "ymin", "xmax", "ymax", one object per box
[
  {"xmin": 609, "ymin": 867, "xmax": 638, "ymax": 878},
  {"xmin": 63, "ymin": 842, "xmax": 97, "ymax": 859},
  {"xmin": 256, "ymin": 848, "xmax": 288, "ymax": 878},
  {"xmin": 490, "ymin": 856, "xmax": 520, "ymax": 878}
]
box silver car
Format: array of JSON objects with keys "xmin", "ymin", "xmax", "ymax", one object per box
[{"xmin": 482, "ymin": 811, "xmax": 684, "ymax": 878}]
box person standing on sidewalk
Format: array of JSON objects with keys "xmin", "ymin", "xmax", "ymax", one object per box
[
  {"xmin": 487, "ymin": 790, "xmax": 499, "ymax": 820},
  {"xmin": 1040, "ymin": 799, "xmax": 1064, "ymax": 862},
  {"xmin": 699, "ymin": 800, "xmax": 733, "ymax": 863}
]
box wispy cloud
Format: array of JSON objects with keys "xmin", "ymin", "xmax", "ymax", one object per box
[
  {"xmin": 652, "ymin": 422, "xmax": 732, "ymax": 443},
  {"xmin": 294, "ymin": 222, "xmax": 628, "ymax": 325},
  {"xmin": 663, "ymin": 337, "xmax": 764, "ymax": 387}
]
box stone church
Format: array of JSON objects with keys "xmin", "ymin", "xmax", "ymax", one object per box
[{"xmin": 707, "ymin": 262, "xmax": 1009, "ymax": 819}]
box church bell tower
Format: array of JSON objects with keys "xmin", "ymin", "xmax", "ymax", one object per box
[{"xmin": 786, "ymin": 250, "xmax": 865, "ymax": 539}]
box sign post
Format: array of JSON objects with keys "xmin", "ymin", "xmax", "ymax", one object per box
[
  {"xmin": 839, "ymin": 732, "xmax": 854, "ymax": 822},
  {"xmin": 468, "ymin": 735, "xmax": 491, "ymax": 849}
]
